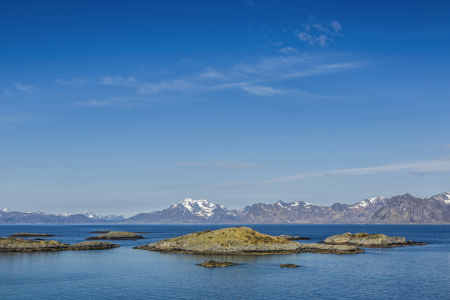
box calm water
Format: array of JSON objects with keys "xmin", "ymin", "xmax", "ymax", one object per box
[{"xmin": 1, "ymin": 224, "xmax": 449, "ymax": 300}]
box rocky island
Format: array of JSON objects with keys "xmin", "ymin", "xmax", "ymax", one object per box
[
  {"xmin": 9, "ymin": 233, "xmax": 56, "ymax": 237},
  {"xmin": 324, "ymin": 232, "xmax": 427, "ymax": 247},
  {"xmin": 87, "ymin": 231, "xmax": 145, "ymax": 240},
  {"xmin": 0, "ymin": 237, "xmax": 120, "ymax": 252},
  {"xmin": 134, "ymin": 227, "xmax": 363, "ymax": 255}
]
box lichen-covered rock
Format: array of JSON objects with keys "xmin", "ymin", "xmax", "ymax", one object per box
[
  {"xmin": 9, "ymin": 233, "xmax": 56, "ymax": 237},
  {"xmin": 134, "ymin": 227, "xmax": 363, "ymax": 255},
  {"xmin": 197, "ymin": 260, "xmax": 239, "ymax": 268},
  {"xmin": 87, "ymin": 231, "xmax": 145, "ymax": 240},
  {"xmin": 0, "ymin": 237, "xmax": 120, "ymax": 252},
  {"xmin": 280, "ymin": 264, "xmax": 300, "ymax": 268},
  {"xmin": 324, "ymin": 232, "xmax": 426, "ymax": 247}
]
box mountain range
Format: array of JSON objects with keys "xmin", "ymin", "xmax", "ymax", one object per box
[{"xmin": 1, "ymin": 192, "xmax": 450, "ymax": 224}]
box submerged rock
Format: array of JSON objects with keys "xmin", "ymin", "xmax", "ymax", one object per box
[
  {"xmin": 87, "ymin": 231, "xmax": 145, "ymax": 240},
  {"xmin": 277, "ymin": 235, "xmax": 311, "ymax": 240},
  {"xmin": 324, "ymin": 232, "xmax": 426, "ymax": 248},
  {"xmin": 280, "ymin": 263, "xmax": 300, "ymax": 268},
  {"xmin": 134, "ymin": 227, "xmax": 363, "ymax": 255},
  {"xmin": 197, "ymin": 260, "xmax": 239, "ymax": 268},
  {"xmin": 0, "ymin": 237, "xmax": 119, "ymax": 252},
  {"xmin": 9, "ymin": 233, "xmax": 56, "ymax": 237}
]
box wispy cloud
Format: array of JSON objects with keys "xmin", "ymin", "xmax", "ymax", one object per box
[
  {"xmin": 279, "ymin": 47, "xmax": 299, "ymax": 54},
  {"xmin": 0, "ymin": 113, "xmax": 33, "ymax": 122},
  {"xmin": 176, "ymin": 161, "xmax": 261, "ymax": 169},
  {"xmin": 200, "ymin": 67, "xmax": 223, "ymax": 79},
  {"xmin": 55, "ymin": 77, "xmax": 87, "ymax": 85},
  {"xmin": 426, "ymin": 143, "xmax": 450, "ymax": 150},
  {"xmin": 139, "ymin": 80, "xmax": 196, "ymax": 95},
  {"xmin": 268, "ymin": 158, "xmax": 450, "ymax": 182},
  {"xmin": 283, "ymin": 62, "xmax": 360, "ymax": 78},
  {"xmin": 76, "ymin": 100, "xmax": 113, "ymax": 107},
  {"xmin": 15, "ymin": 83, "xmax": 32, "ymax": 92},
  {"xmin": 100, "ymin": 76, "xmax": 136, "ymax": 86},
  {"xmin": 241, "ymin": 85, "xmax": 284, "ymax": 96},
  {"xmin": 264, "ymin": 41, "xmax": 284, "ymax": 48},
  {"xmin": 88, "ymin": 52, "xmax": 362, "ymax": 106}
]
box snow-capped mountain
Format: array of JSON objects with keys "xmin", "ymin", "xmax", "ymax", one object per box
[
  {"xmin": 1, "ymin": 192, "xmax": 449, "ymax": 224},
  {"xmin": 368, "ymin": 193, "xmax": 450, "ymax": 223},
  {"xmin": 126, "ymin": 198, "xmax": 244, "ymax": 223},
  {"xmin": 241, "ymin": 196, "xmax": 388, "ymax": 224},
  {"xmin": 82, "ymin": 211, "xmax": 125, "ymax": 221}
]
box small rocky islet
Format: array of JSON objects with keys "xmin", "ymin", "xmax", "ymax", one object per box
[
  {"xmin": 280, "ymin": 263, "xmax": 300, "ymax": 268},
  {"xmin": 87, "ymin": 231, "xmax": 145, "ymax": 240},
  {"xmin": 134, "ymin": 227, "xmax": 364, "ymax": 255},
  {"xmin": 0, "ymin": 237, "xmax": 120, "ymax": 252},
  {"xmin": 197, "ymin": 260, "xmax": 239, "ymax": 268},
  {"xmin": 324, "ymin": 232, "xmax": 427, "ymax": 248}
]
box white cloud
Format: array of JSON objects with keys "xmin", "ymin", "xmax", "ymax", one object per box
[
  {"xmin": 201, "ymin": 68, "xmax": 223, "ymax": 78},
  {"xmin": 15, "ymin": 83, "xmax": 32, "ymax": 92},
  {"xmin": 279, "ymin": 47, "xmax": 299, "ymax": 54},
  {"xmin": 298, "ymin": 32, "xmax": 312, "ymax": 41},
  {"xmin": 176, "ymin": 161, "xmax": 261, "ymax": 169},
  {"xmin": 312, "ymin": 24, "xmax": 329, "ymax": 33},
  {"xmin": 331, "ymin": 21, "xmax": 342, "ymax": 32},
  {"xmin": 296, "ymin": 18, "xmax": 343, "ymax": 47}
]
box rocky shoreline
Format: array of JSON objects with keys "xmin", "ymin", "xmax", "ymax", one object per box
[
  {"xmin": 0, "ymin": 237, "xmax": 120, "ymax": 252},
  {"xmin": 324, "ymin": 232, "xmax": 427, "ymax": 248},
  {"xmin": 134, "ymin": 227, "xmax": 364, "ymax": 255}
]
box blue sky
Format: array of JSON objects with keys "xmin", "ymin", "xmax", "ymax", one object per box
[{"xmin": 1, "ymin": 0, "xmax": 450, "ymax": 216}]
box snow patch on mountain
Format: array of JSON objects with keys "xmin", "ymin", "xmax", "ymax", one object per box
[
  {"xmin": 58, "ymin": 213, "xmax": 72, "ymax": 217},
  {"xmin": 1, "ymin": 208, "xmax": 10, "ymax": 213},
  {"xmin": 27, "ymin": 211, "xmax": 53, "ymax": 215},
  {"xmin": 351, "ymin": 196, "xmax": 386, "ymax": 208},
  {"xmin": 83, "ymin": 211, "xmax": 97, "ymax": 218},
  {"xmin": 178, "ymin": 198, "xmax": 219, "ymax": 218},
  {"xmin": 82, "ymin": 211, "xmax": 124, "ymax": 220}
]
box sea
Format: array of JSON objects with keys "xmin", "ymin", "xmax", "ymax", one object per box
[{"xmin": 1, "ymin": 224, "xmax": 449, "ymax": 300}]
